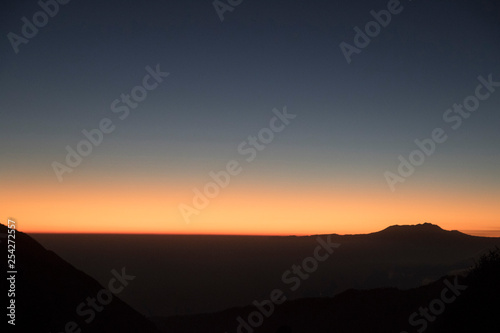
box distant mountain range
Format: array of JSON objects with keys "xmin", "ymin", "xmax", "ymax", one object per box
[{"xmin": 148, "ymin": 223, "xmax": 500, "ymax": 332}]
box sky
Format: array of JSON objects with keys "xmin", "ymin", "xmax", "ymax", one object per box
[{"xmin": 1, "ymin": 0, "xmax": 499, "ymax": 235}]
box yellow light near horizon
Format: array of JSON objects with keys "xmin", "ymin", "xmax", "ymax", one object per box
[{"xmin": 2, "ymin": 174, "xmax": 499, "ymax": 236}]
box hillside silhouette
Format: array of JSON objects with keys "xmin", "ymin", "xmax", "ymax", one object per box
[
  {"xmin": 153, "ymin": 247, "xmax": 500, "ymax": 332},
  {"xmin": 0, "ymin": 223, "xmax": 160, "ymax": 333}
]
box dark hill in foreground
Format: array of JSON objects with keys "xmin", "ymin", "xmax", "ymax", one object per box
[
  {"xmin": 1, "ymin": 224, "xmax": 160, "ymax": 333},
  {"xmin": 153, "ymin": 247, "xmax": 500, "ymax": 333}
]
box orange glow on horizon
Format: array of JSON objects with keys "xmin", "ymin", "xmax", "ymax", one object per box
[{"xmin": 3, "ymin": 169, "xmax": 499, "ymax": 236}]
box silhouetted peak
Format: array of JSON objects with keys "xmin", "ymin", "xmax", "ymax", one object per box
[{"xmin": 376, "ymin": 223, "xmax": 449, "ymax": 236}]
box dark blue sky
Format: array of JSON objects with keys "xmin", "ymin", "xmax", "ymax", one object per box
[{"xmin": 1, "ymin": 0, "xmax": 499, "ymax": 234}]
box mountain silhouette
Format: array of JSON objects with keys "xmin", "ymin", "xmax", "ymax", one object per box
[
  {"xmin": 31, "ymin": 223, "xmax": 500, "ymax": 317},
  {"xmin": 3, "ymin": 222, "xmax": 500, "ymax": 332},
  {"xmin": 0, "ymin": 224, "xmax": 160, "ymax": 333},
  {"xmin": 376, "ymin": 222, "xmax": 447, "ymax": 234}
]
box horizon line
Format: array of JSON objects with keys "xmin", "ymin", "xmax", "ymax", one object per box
[{"xmin": 23, "ymin": 229, "xmax": 500, "ymax": 238}]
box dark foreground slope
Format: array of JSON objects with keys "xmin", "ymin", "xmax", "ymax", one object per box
[
  {"xmin": 1, "ymin": 224, "xmax": 160, "ymax": 333},
  {"xmin": 427, "ymin": 248, "xmax": 500, "ymax": 332},
  {"xmin": 153, "ymin": 248, "xmax": 500, "ymax": 333}
]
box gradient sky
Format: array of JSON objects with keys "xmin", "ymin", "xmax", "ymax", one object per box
[{"xmin": 1, "ymin": 0, "xmax": 499, "ymax": 235}]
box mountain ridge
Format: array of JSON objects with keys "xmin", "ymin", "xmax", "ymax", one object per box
[
  {"xmin": 306, "ymin": 223, "xmax": 488, "ymax": 239},
  {"xmin": 29, "ymin": 222, "xmax": 500, "ymax": 318}
]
